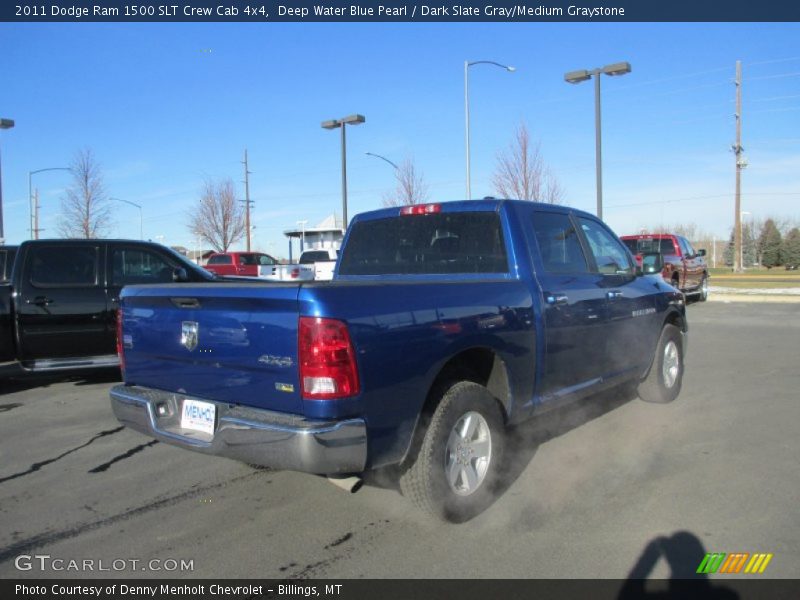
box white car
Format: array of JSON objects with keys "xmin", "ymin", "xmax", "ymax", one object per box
[
  {"xmin": 258, "ymin": 249, "xmax": 338, "ymax": 282},
  {"xmin": 299, "ymin": 249, "xmax": 339, "ymax": 281}
]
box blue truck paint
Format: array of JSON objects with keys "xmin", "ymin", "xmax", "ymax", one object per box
[{"xmin": 112, "ymin": 200, "xmax": 686, "ymax": 476}]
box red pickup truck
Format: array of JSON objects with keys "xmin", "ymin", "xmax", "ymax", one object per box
[
  {"xmin": 621, "ymin": 234, "xmax": 708, "ymax": 301},
  {"xmin": 203, "ymin": 252, "xmax": 278, "ymax": 277}
]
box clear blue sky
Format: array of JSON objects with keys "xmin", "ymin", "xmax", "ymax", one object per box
[{"xmin": 2, "ymin": 22, "xmax": 799, "ymax": 256}]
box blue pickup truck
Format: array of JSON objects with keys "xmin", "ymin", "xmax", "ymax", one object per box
[{"xmin": 111, "ymin": 200, "xmax": 686, "ymax": 522}]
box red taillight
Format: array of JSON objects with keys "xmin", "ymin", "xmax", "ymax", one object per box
[
  {"xmin": 116, "ymin": 309, "xmax": 125, "ymax": 376},
  {"xmin": 400, "ymin": 203, "xmax": 441, "ymax": 216},
  {"xmin": 299, "ymin": 317, "xmax": 360, "ymax": 400}
]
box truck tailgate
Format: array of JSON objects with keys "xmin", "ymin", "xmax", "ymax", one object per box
[{"xmin": 120, "ymin": 283, "xmax": 303, "ymax": 415}]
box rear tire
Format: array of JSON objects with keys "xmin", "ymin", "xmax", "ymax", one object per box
[
  {"xmin": 638, "ymin": 324, "xmax": 684, "ymax": 404},
  {"xmin": 400, "ymin": 381, "xmax": 505, "ymax": 523}
]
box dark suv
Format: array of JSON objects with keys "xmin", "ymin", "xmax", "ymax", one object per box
[{"xmin": 621, "ymin": 234, "xmax": 708, "ymax": 301}]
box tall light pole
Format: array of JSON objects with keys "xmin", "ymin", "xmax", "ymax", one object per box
[
  {"xmin": 109, "ymin": 197, "xmax": 143, "ymax": 240},
  {"xmin": 733, "ymin": 60, "xmax": 746, "ymax": 273},
  {"xmin": 296, "ymin": 220, "xmax": 307, "ymax": 253},
  {"xmin": 565, "ymin": 61, "xmax": 632, "ymax": 220},
  {"xmin": 29, "ymin": 167, "xmax": 71, "ymax": 239},
  {"xmin": 0, "ymin": 118, "xmax": 14, "ymax": 244},
  {"xmin": 464, "ymin": 61, "xmax": 515, "ymax": 200},
  {"xmin": 740, "ymin": 210, "xmax": 751, "ymax": 270},
  {"xmin": 321, "ymin": 114, "xmax": 365, "ymax": 230}
]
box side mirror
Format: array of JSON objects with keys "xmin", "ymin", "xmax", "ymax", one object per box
[
  {"xmin": 697, "ymin": 249, "xmax": 706, "ymax": 257},
  {"xmin": 172, "ymin": 267, "xmax": 189, "ymax": 282},
  {"xmin": 641, "ymin": 252, "xmax": 664, "ymax": 275}
]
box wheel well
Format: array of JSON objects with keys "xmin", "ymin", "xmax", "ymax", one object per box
[
  {"xmin": 430, "ymin": 348, "xmax": 510, "ymax": 413},
  {"xmin": 401, "ymin": 348, "xmax": 510, "ymax": 466},
  {"xmin": 664, "ymin": 310, "xmax": 686, "ymax": 333}
]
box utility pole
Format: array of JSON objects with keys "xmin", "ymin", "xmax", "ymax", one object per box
[
  {"xmin": 34, "ymin": 189, "xmax": 40, "ymax": 239},
  {"xmin": 242, "ymin": 149, "xmax": 253, "ymax": 251},
  {"xmin": 733, "ymin": 60, "xmax": 744, "ymax": 273}
]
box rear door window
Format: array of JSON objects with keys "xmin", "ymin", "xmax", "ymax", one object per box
[
  {"xmin": 28, "ymin": 245, "xmax": 99, "ymax": 288},
  {"xmin": 339, "ymin": 212, "xmax": 508, "ymax": 275},
  {"xmin": 532, "ymin": 212, "xmax": 589, "ymax": 273},
  {"xmin": 207, "ymin": 254, "xmax": 232, "ymax": 265}
]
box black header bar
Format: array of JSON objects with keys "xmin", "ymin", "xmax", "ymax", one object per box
[{"xmin": 3, "ymin": 0, "xmax": 800, "ymax": 23}]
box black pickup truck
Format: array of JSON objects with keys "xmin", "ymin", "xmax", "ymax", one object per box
[{"xmin": 1, "ymin": 239, "xmax": 213, "ymax": 377}]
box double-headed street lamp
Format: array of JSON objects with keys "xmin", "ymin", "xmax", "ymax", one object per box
[
  {"xmin": 109, "ymin": 197, "xmax": 143, "ymax": 240},
  {"xmin": 564, "ymin": 61, "xmax": 631, "ymax": 220},
  {"xmin": 0, "ymin": 118, "xmax": 14, "ymax": 244},
  {"xmin": 464, "ymin": 60, "xmax": 515, "ymax": 200},
  {"xmin": 29, "ymin": 167, "xmax": 71, "ymax": 239},
  {"xmin": 321, "ymin": 114, "xmax": 365, "ymax": 229}
]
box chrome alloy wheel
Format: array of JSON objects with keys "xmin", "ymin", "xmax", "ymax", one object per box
[
  {"xmin": 445, "ymin": 411, "xmax": 492, "ymax": 496},
  {"xmin": 662, "ymin": 340, "xmax": 680, "ymax": 389}
]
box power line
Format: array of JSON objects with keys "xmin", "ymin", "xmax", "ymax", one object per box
[
  {"xmin": 746, "ymin": 56, "xmax": 800, "ymax": 67},
  {"xmin": 748, "ymin": 71, "xmax": 800, "ymax": 81},
  {"xmin": 606, "ymin": 192, "xmax": 800, "ymax": 210}
]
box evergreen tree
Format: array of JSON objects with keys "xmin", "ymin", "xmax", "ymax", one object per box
[
  {"xmin": 723, "ymin": 229, "xmax": 735, "ymax": 267},
  {"xmin": 758, "ymin": 219, "xmax": 783, "ymax": 268},
  {"xmin": 781, "ymin": 227, "xmax": 800, "ymax": 268}
]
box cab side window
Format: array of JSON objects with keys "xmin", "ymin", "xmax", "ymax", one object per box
[
  {"xmin": 532, "ymin": 212, "xmax": 589, "ymax": 273},
  {"xmin": 577, "ymin": 217, "xmax": 634, "ymax": 276},
  {"xmin": 680, "ymin": 237, "xmax": 695, "ymax": 258}
]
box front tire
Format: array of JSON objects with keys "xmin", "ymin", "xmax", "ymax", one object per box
[
  {"xmin": 698, "ymin": 275, "xmax": 709, "ymax": 302},
  {"xmin": 400, "ymin": 381, "xmax": 505, "ymax": 523},
  {"xmin": 638, "ymin": 324, "xmax": 684, "ymax": 404}
]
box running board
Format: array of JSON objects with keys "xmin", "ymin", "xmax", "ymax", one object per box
[{"xmin": 20, "ymin": 355, "xmax": 120, "ymax": 372}]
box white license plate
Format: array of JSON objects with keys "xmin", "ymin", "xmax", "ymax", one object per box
[{"xmin": 181, "ymin": 399, "xmax": 216, "ymax": 435}]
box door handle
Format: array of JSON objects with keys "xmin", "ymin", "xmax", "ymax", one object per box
[
  {"xmin": 606, "ymin": 290, "xmax": 623, "ymax": 300},
  {"xmin": 27, "ymin": 296, "xmax": 53, "ymax": 306},
  {"xmin": 546, "ymin": 294, "xmax": 569, "ymax": 306}
]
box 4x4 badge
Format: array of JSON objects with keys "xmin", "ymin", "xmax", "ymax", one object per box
[{"xmin": 181, "ymin": 321, "xmax": 199, "ymax": 351}]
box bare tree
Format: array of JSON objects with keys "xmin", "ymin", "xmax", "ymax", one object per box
[
  {"xmin": 188, "ymin": 179, "xmax": 245, "ymax": 252},
  {"xmin": 640, "ymin": 223, "xmax": 714, "ymax": 242},
  {"xmin": 382, "ymin": 158, "xmax": 430, "ymax": 207},
  {"xmin": 58, "ymin": 149, "xmax": 112, "ymax": 238},
  {"xmin": 492, "ymin": 123, "xmax": 563, "ymax": 204}
]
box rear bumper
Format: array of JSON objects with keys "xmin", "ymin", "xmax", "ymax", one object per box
[{"xmin": 110, "ymin": 384, "xmax": 367, "ymax": 475}]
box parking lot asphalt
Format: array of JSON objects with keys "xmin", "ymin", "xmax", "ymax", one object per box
[{"xmin": 0, "ymin": 302, "xmax": 798, "ymax": 580}]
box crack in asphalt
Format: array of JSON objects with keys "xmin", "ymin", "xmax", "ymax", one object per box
[
  {"xmin": 0, "ymin": 426, "xmax": 125, "ymax": 485},
  {"xmin": 0, "ymin": 403, "xmax": 23, "ymax": 413},
  {"xmin": 88, "ymin": 440, "xmax": 159, "ymax": 473},
  {"xmin": 0, "ymin": 471, "xmax": 263, "ymax": 564},
  {"xmin": 280, "ymin": 520, "xmax": 391, "ymax": 579}
]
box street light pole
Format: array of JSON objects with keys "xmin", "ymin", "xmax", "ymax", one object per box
[
  {"xmin": 321, "ymin": 114, "xmax": 365, "ymax": 230},
  {"xmin": 464, "ymin": 61, "xmax": 515, "ymax": 200},
  {"xmin": 296, "ymin": 220, "xmax": 307, "ymax": 253},
  {"xmin": 565, "ymin": 61, "xmax": 632, "ymax": 220},
  {"xmin": 109, "ymin": 197, "xmax": 143, "ymax": 240},
  {"xmin": 0, "ymin": 118, "xmax": 15, "ymax": 244},
  {"xmin": 740, "ymin": 210, "xmax": 751, "ymax": 270},
  {"xmin": 594, "ymin": 72, "xmax": 603, "ymax": 221},
  {"xmin": 28, "ymin": 167, "xmax": 71, "ymax": 239}
]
